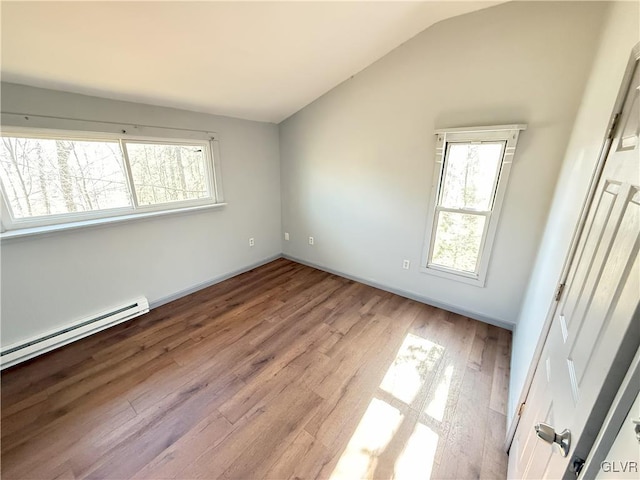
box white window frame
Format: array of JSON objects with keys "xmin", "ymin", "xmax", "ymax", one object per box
[
  {"xmin": 0, "ymin": 126, "xmax": 225, "ymax": 236},
  {"xmin": 420, "ymin": 124, "xmax": 526, "ymax": 287}
]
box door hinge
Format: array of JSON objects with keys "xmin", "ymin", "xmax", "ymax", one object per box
[
  {"xmin": 555, "ymin": 283, "xmax": 566, "ymax": 302},
  {"xmin": 518, "ymin": 402, "xmax": 526, "ymax": 416},
  {"xmin": 607, "ymin": 113, "xmax": 620, "ymax": 140}
]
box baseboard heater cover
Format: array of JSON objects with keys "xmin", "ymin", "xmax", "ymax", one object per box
[{"xmin": 0, "ymin": 297, "xmax": 149, "ymax": 370}]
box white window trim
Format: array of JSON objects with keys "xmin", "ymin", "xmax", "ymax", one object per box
[
  {"xmin": 0, "ymin": 126, "xmax": 225, "ymax": 237},
  {"xmin": 420, "ymin": 124, "xmax": 526, "ymax": 287}
]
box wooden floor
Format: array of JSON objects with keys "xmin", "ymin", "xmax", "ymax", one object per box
[{"xmin": 1, "ymin": 259, "xmax": 511, "ymax": 480}]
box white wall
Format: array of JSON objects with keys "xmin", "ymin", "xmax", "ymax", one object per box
[
  {"xmin": 0, "ymin": 83, "xmax": 282, "ymax": 347},
  {"xmin": 279, "ymin": 1, "xmax": 606, "ymax": 328},
  {"xmin": 508, "ymin": 2, "xmax": 640, "ymax": 422}
]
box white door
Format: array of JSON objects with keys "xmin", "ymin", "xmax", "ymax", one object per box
[{"xmin": 508, "ymin": 50, "xmax": 640, "ymax": 479}]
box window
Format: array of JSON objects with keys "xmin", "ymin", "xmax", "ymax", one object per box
[
  {"xmin": 422, "ymin": 125, "xmax": 526, "ymax": 286},
  {"xmin": 0, "ymin": 128, "xmax": 224, "ymax": 233}
]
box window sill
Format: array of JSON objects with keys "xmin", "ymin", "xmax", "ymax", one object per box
[
  {"xmin": 420, "ymin": 265, "xmax": 487, "ymax": 287},
  {"xmin": 0, "ymin": 203, "xmax": 227, "ymax": 242}
]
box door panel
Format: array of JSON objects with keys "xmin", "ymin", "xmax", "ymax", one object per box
[
  {"xmin": 570, "ymin": 186, "xmax": 639, "ymax": 387},
  {"xmin": 563, "ymin": 184, "xmax": 620, "ymax": 329}
]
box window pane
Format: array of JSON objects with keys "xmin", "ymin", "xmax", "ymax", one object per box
[
  {"xmin": 431, "ymin": 211, "xmax": 485, "ymax": 273},
  {"xmin": 125, "ymin": 143, "xmax": 210, "ymax": 206},
  {"xmin": 439, "ymin": 143, "xmax": 503, "ymax": 210},
  {"xmin": 0, "ymin": 136, "xmax": 131, "ymax": 218}
]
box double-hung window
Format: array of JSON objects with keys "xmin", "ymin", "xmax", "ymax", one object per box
[
  {"xmin": 0, "ymin": 127, "xmax": 224, "ymax": 234},
  {"xmin": 422, "ymin": 125, "xmax": 526, "ymax": 286}
]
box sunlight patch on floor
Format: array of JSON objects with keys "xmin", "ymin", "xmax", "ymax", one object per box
[
  {"xmin": 329, "ymin": 398, "xmax": 403, "ymax": 480},
  {"xmin": 394, "ymin": 422, "xmax": 439, "ymax": 480},
  {"xmin": 329, "ymin": 332, "xmax": 450, "ymax": 480},
  {"xmin": 424, "ymin": 364, "xmax": 453, "ymax": 422},
  {"xmin": 379, "ymin": 333, "xmax": 444, "ymax": 405}
]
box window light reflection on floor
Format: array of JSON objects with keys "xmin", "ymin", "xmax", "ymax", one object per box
[
  {"xmin": 394, "ymin": 422, "xmax": 439, "ymax": 480},
  {"xmin": 379, "ymin": 333, "xmax": 444, "ymax": 405},
  {"xmin": 330, "ymin": 333, "xmax": 449, "ymax": 480},
  {"xmin": 424, "ymin": 364, "xmax": 454, "ymax": 422},
  {"xmin": 329, "ymin": 398, "xmax": 403, "ymax": 480}
]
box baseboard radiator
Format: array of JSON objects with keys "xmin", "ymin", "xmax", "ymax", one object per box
[{"xmin": 0, "ymin": 297, "xmax": 149, "ymax": 370}]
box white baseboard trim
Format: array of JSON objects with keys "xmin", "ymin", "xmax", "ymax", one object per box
[
  {"xmin": 283, "ymin": 254, "xmax": 515, "ymax": 331},
  {"xmin": 149, "ymin": 254, "xmax": 283, "ymax": 310}
]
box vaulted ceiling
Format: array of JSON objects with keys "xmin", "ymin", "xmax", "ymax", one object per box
[{"xmin": 1, "ymin": 1, "xmax": 501, "ymax": 123}]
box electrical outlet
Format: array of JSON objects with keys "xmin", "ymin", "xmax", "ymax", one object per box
[
  {"xmin": 402, "ymin": 259, "xmax": 410, "ymax": 270},
  {"xmin": 249, "ymin": 237, "xmax": 255, "ymax": 247},
  {"xmin": 308, "ymin": 236, "xmax": 314, "ymax": 245},
  {"xmin": 284, "ymin": 232, "xmax": 290, "ymax": 241}
]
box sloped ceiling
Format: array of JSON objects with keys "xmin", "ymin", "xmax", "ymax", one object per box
[{"xmin": 1, "ymin": 1, "xmax": 502, "ymax": 123}]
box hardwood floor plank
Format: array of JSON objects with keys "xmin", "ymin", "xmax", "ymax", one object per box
[
  {"xmin": 179, "ymin": 381, "xmax": 321, "ymax": 480},
  {"xmin": 480, "ymin": 408, "xmax": 510, "ymax": 479},
  {"xmin": 219, "ymin": 384, "xmax": 322, "ymax": 480},
  {"xmin": 2, "ymin": 351, "xmax": 176, "ymax": 451},
  {"xmin": 81, "ymin": 372, "xmax": 245, "ymax": 480},
  {"xmin": 262, "ymin": 429, "xmax": 317, "ymax": 480},
  {"xmin": 1, "ymin": 398, "xmax": 137, "ymax": 479},
  {"xmin": 490, "ymin": 328, "xmax": 512, "ymax": 415},
  {"xmin": 219, "ymin": 364, "xmax": 304, "ymax": 425},
  {"xmin": 468, "ymin": 321, "xmax": 489, "ymax": 371},
  {"xmin": 131, "ymin": 410, "xmax": 235, "ymax": 480},
  {"xmin": 1, "ymin": 259, "xmax": 511, "ymax": 480}
]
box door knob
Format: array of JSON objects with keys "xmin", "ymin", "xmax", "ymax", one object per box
[{"xmin": 535, "ymin": 423, "xmax": 571, "ymax": 457}]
